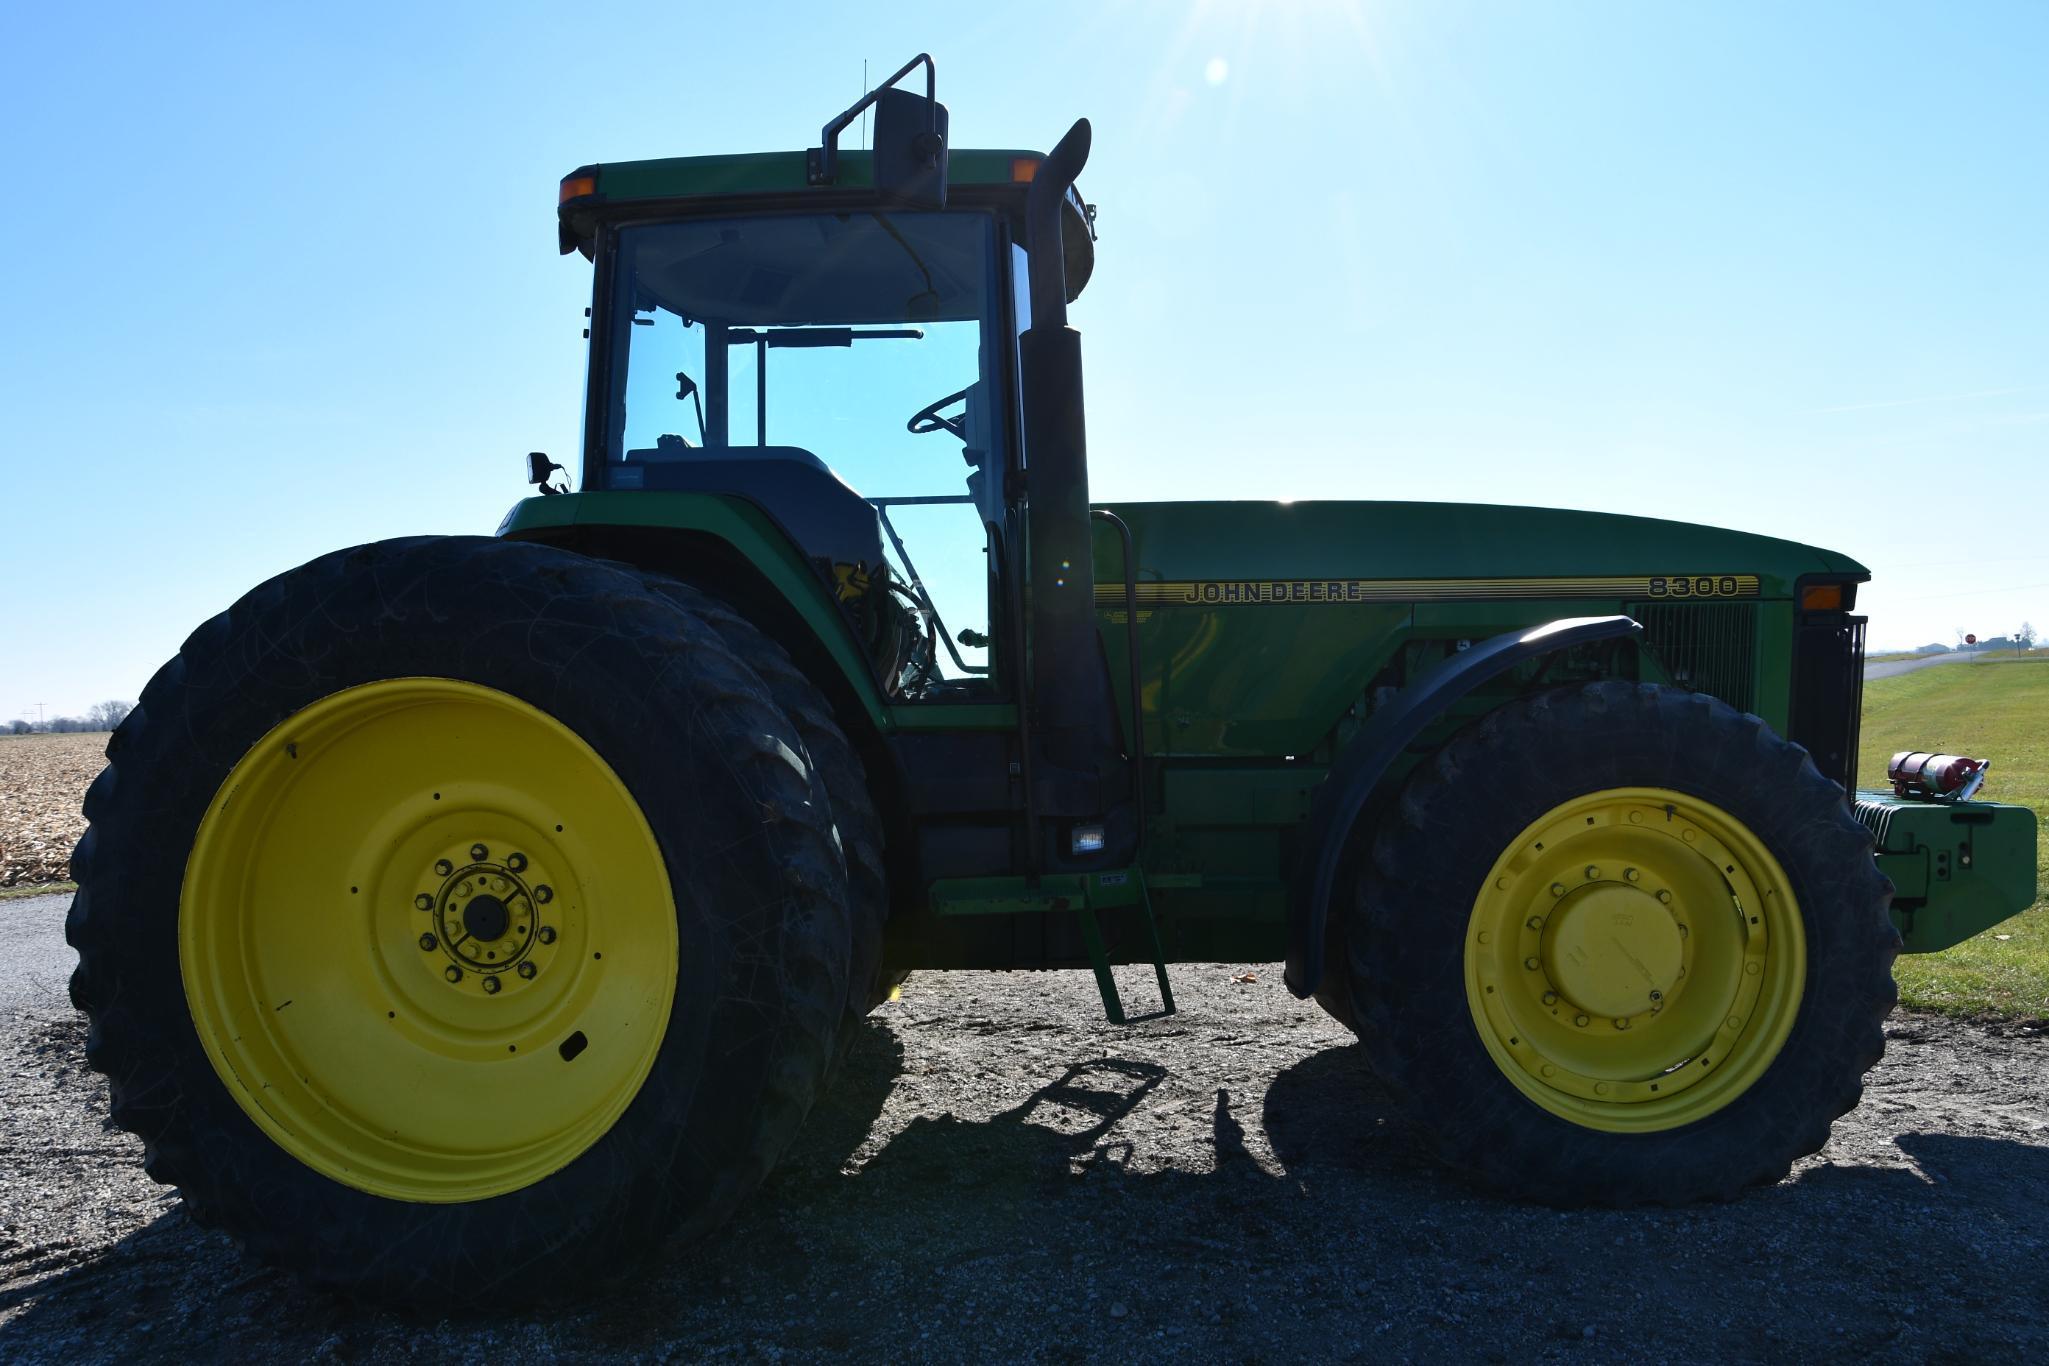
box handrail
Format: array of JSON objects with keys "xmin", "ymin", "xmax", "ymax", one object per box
[{"xmin": 1092, "ymin": 509, "xmax": 1147, "ymax": 851}]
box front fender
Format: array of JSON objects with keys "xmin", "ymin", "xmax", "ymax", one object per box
[{"xmin": 1284, "ymin": 615, "xmax": 1644, "ymax": 998}]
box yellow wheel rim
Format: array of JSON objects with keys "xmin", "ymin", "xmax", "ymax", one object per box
[
  {"xmin": 180, "ymin": 678, "xmax": 678, "ymax": 1203},
  {"xmin": 1465, "ymin": 787, "xmax": 1805, "ymax": 1134}
]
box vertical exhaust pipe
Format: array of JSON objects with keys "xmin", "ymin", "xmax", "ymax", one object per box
[{"xmin": 1020, "ymin": 119, "xmax": 1124, "ymax": 851}]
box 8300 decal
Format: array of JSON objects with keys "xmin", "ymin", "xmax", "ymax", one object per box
[{"xmin": 1647, "ymin": 575, "xmax": 1756, "ymax": 599}]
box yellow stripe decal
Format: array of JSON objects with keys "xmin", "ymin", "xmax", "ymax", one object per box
[{"xmin": 1092, "ymin": 575, "xmax": 1762, "ymax": 607}]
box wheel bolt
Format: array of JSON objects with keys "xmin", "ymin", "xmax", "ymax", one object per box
[
  {"xmin": 1542, "ymin": 991, "xmax": 1558, "ymax": 1006},
  {"xmin": 537, "ymin": 926, "xmax": 556, "ymax": 945},
  {"xmin": 508, "ymin": 852, "xmax": 528, "ymax": 872},
  {"xmin": 1656, "ymin": 890, "xmax": 1673, "ymax": 904},
  {"xmin": 1550, "ymin": 883, "xmax": 1567, "ymax": 898},
  {"xmin": 517, "ymin": 961, "xmax": 537, "ymax": 980},
  {"xmin": 471, "ymin": 843, "xmax": 489, "ymax": 862},
  {"xmin": 435, "ymin": 859, "xmax": 454, "ymax": 877},
  {"xmin": 445, "ymin": 966, "xmax": 463, "ymax": 983},
  {"xmin": 1584, "ymin": 865, "xmax": 1601, "ymax": 880},
  {"xmin": 1649, "ymin": 989, "xmax": 1663, "ymax": 1002},
  {"xmin": 1524, "ymin": 957, "xmax": 1540, "ymax": 972},
  {"xmin": 1624, "ymin": 867, "xmax": 1640, "ymax": 882},
  {"xmin": 1614, "ymin": 1018, "xmax": 1631, "ymax": 1031},
  {"xmin": 1526, "ymin": 916, "xmax": 1543, "ymax": 931},
  {"xmin": 1573, "ymin": 1014, "xmax": 1589, "ymax": 1027},
  {"xmin": 419, "ymin": 933, "xmax": 437, "ymax": 951},
  {"xmin": 415, "ymin": 893, "xmax": 434, "ymax": 911},
  {"xmin": 482, "ymin": 976, "xmax": 501, "ymax": 995},
  {"xmin": 535, "ymin": 885, "xmax": 554, "ymax": 905}
]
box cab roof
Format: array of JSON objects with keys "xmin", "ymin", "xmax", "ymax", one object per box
[{"xmin": 556, "ymin": 149, "xmax": 1096, "ymax": 299}]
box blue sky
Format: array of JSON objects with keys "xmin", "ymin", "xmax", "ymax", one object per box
[{"xmin": 3, "ymin": 0, "xmax": 2045, "ymax": 718}]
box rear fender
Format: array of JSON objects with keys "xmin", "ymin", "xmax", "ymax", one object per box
[{"xmin": 498, "ymin": 491, "xmax": 892, "ymax": 736}]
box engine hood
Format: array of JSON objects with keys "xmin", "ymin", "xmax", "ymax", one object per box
[{"xmin": 1093, "ymin": 499, "xmax": 1866, "ymax": 599}]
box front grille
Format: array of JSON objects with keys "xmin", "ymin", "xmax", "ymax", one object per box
[
  {"xmin": 1627, "ymin": 602, "xmax": 1759, "ymax": 714},
  {"xmin": 1852, "ymin": 796, "xmax": 1903, "ymax": 847},
  {"xmin": 1789, "ymin": 614, "xmax": 1866, "ymax": 791}
]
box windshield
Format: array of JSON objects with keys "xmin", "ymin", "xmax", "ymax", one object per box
[{"xmin": 597, "ymin": 211, "xmax": 1006, "ymax": 679}]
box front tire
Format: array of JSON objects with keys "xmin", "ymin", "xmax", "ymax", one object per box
[
  {"xmin": 67, "ymin": 536, "xmax": 850, "ymax": 1303},
  {"xmin": 1330, "ymin": 681, "xmax": 1897, "ymax": 1204}
]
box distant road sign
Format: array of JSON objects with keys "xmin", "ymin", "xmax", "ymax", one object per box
[{"xmin": 1966, "ymin": 634, "xmax": 1978, "ymax": 645}]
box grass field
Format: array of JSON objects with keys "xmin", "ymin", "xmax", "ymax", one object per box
[{"xmin": 1859, "ymin": 655, "xmax": 2049, "ymax": 1021}]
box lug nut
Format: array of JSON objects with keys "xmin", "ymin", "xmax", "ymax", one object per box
[
  {"xmin": 445, "ymin": 966, "xmax": 463, "ymax": 983},
  {"xmin": 518, "ymin": 961, "xmax": 538, "ymax": 979},
  {"xmin": 1524, "ymin": 957, "xmax": 1540, "ymax": 971},
  {"xmin": 435, "ymin": 859, "xmax": 454, "ymax": 877},
  {"xmin": 537, "ymin": 925, "xmax": 556, "ymax": 944},
  {"xmin": 471, "ymin": 843, "xmax": 489, "ymax": 862},
  {"xmin": 1585, "ymin": 865, "xmax": 1601, "ymax": 880},
  {"xmin": 1656, "ymin": 889, "xmax": 1673, "ymax": 904},
  {"xmin": 508, "ymin": 852, "xmax": 527, "ymax": 872},
  {"xmin": 1624, "ymin": 867, "xmax": 1640, "ymax": 882},
  {"xmin": 415, "ymin": 893, "xmax": 434, "ymax": 911},
  {"xmin": 1614, "ymin": 1017, "xmax": 1631, "ymax": 1031},
  {"xmin": 1542, "ymin": 991, "xmax": 1558, "ymax": 1006},
  {"xmin": 534, "ymin": 885, "xmax": 553, "ymax": 905},
  {"xmin": 1526, "ymin": 916, "xmax": 1543, "ymax": 931},
  {"xmin": 482, "ymin": 976, "xmax": 501, "ymax": 995},
  {"xmin": 1573, "ymin": 1014, "xmax": 1590, "ymax": 1028},
  {"xmin": 419, "ymin": 933, "xmax": 437, "ymax": 951},
  {"xmin": 1649, "ymin": 989, "xmax": 1663, "ymax": 1002},
  {"xmin": 1550, "ymin": 883, "xmax": 1567, "ymax": 898}
]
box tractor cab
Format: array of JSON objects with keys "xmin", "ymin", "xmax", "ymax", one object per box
[
  {"xmin": 553, "ymin": 57, "xmax": 1099, "ymax": 708},
  {"xmin": 593, "ymin": 208, "xmax": 1009, "ymax": 692}
]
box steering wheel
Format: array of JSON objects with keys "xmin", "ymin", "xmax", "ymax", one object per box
[{"xmin": 907, "ymin": 386, "xmax": 971, "ymax": 439}]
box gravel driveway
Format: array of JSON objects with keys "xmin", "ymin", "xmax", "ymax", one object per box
[{"xmin": 3, "ymin": 893, "xmax": 2047, "ymax": 1363}]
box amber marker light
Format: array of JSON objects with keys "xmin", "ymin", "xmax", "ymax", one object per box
[
  {"xmin": 1800, "ymin": 584, "xmax": 1844, "ymax": 611},
  {"xmin": 1011, "ymin": 157, "xmax": 1040, "ymax": 183},
  {"xmin": 559, "ymin": 174, "xmax": 597, "ymax": 204}
]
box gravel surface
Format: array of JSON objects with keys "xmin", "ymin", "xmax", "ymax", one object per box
[{"xmin": 4, "ymin": 893, "xmax": 2048, "ymax": 1362}]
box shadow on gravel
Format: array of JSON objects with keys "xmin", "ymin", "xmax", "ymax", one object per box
[
  {"xmin": 1896, "ymin": 1130, "xmax": 2049, "ymax": 1195},
  {"xmin": 7, "ymin": 1021, "xmax": 2049, "ymax": 1359}
]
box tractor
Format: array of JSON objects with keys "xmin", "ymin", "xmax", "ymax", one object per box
[{"xmin": 68, "ymin": 57, "xmax": 2038, "ymax": 1304}]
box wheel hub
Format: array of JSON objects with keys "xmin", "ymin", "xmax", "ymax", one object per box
[
  {"xmin": 424, "ymin": 850, "xmax": 555, "ymax": 988},
  {"xmin": 1543, "ymin": 882, "xmax": 1683, "ymax": 1020}
]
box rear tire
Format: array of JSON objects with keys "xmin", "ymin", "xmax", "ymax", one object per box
[
  {"xmin": 67, "ymin": 536, "xmax": 850, "ymax": 1304},
  {"xmin": 1329, "ymin": 681, "xmax": 1897, "ymax": 1204},
  {"xmin": 617, "ymin": 572, "xmax": 891, "ymax": 1036}
]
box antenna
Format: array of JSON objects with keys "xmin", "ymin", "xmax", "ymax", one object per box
[{"xmin": 861, "ymin": 59, "xmax": 869, "ymax": 150}]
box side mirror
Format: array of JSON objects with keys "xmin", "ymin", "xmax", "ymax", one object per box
[
  {"xmin": 527, "ymin": 452, "xmax": 568, "ymax": 496},
  {"xmin": 871, "ymin": 85, "xmax": 949, "ymax": 208},
  {"xmin": 808, "ymin": 54, "xmax": 949, "ymax": 209}
]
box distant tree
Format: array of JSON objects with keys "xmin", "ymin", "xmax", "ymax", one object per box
[
  {"xmin": 2020, "ymin": 622, "xmax": 2038, "ymax": 652},
  {"xmin": 6, "ymin": 719, "xmax": 29, "ymax": 735},
  {"xmin": 86, "ymin": 700, "xmax": 134, "ymax": 730}
]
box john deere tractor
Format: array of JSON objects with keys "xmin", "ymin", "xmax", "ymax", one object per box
[{"xmin": 69, "ymin": 57, "xmax": 2037, "ymax": 1303}]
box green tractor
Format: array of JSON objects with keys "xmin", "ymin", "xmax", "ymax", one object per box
[{"xmin": 69, "ymin": 57, "xmax": 2036, "ymax": 1303}]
